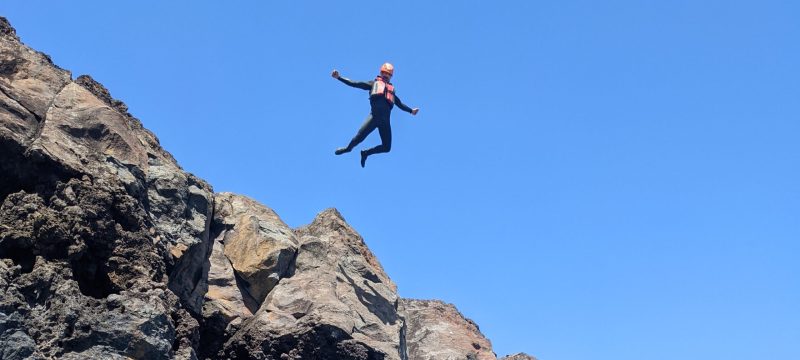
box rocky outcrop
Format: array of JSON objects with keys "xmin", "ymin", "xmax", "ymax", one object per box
[
  {"xmin": 400, "ymin": 299, "xmax": 496, "ymax": 360},
  {"xmin": 0, "ymin": 16, "xmax": 529, "ymax": 360},
  {"xmin": 0, "ymin": 18, "xmax": 214, "ymax": 317},
  {"xmin": 499, "ymin": 353, "xmax": 538, "ymax": 360},
  {"xmin": 0, "ymin": 16, "xmax": 210, "ymax": 359},
  {"xmin": 213, "ymin": 193, "xmax": 298, "ymax": 304},
  {"xmin": 221, "ymin": 209, "xmax": 404, "ymax": 360},
  {"xmin": 0, "ymin": 172, "xmax": 200, "ymax": 358}
]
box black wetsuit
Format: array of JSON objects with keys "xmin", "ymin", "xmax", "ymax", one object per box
[{"xmin": 337, "ymin": 76, "xmax": 414, "ymax": 157}]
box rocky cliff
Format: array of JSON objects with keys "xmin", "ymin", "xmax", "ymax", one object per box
[{"xmin": 0, "ymin": 17, "xmax": 529, "ymax": 360}]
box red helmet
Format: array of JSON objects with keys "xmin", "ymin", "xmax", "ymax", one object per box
[{"xmin": 380, "ymin": 62, "xmax": 394, "ymax": 76}]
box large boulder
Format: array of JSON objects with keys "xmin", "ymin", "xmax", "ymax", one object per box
[
  {"xmin": 199, "ymin": 193, "xmax": 299, "ymax": 358},
  {"xmin": 221, "ymin": 209, "xmax": 404, "ymax": 360},
  {"xmin": 499, "ymin": 353, "xmax": 538, "ymax": 360},
  {"xmin": 399, "ymin": 299, "xmax": 496, "ymax": 360},
  {"xmin": 0, "ymin": 16, "xmax": 211, "ymax": 359}
]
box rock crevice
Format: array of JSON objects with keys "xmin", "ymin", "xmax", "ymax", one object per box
[{"xmin": 28, "ymin": 78, "xmax": 71, "ymax": 150}]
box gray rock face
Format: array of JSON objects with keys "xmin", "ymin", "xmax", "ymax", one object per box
[
  {"xmin": 0, "ymin": 16, "xmax": 532, "ymax": 360},
  {"xmin": 399, "ymin": 299, "xmax": 496, "ymax": 360},
  {"xmin": 0, "ymin": 18, "xmax": 214, "ymax": 317}
]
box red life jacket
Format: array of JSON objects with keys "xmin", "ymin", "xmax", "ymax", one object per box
[{"xmin": 371, "ymin": 76, "xmax": 395, "ymax": 104}]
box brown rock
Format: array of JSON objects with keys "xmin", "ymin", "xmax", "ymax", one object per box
[
  {"xmin": 500, "ymin": 353, "xmax": 538, "ymax": 360},
  {"xmin": 399, "ymin": 299, "xmax": 496, "ymax": 360},
  {"xmin": 198, "ymin": 193, "xmax": 298, "ymax": 358},
  {"xmin": 33, "ymin": 82, "xmax": 149, "ymax": 171},
  {"xmin": 0, "ymin": 18, "xmax": 214, "ymax": 316},
  {"xmin": 0, "ymin": 16, "xmax": 209, "ymax": 358},
  {"xmin": 215, "ymin": 192, "xmax": 298, "ymax": 303}
]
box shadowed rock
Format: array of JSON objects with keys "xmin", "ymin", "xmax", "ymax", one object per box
[
  {"xmin": 0, "ymin": 176, "xmax": 199, "ymax": 359},
  {"xmin": 500, "ymin": 353, "xmax": 538, "ymax": 360}
]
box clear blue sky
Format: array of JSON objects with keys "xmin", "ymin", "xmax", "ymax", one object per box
[{"xmin": 3, "ymin": 1, "xmax": 799, "ymax": 359}]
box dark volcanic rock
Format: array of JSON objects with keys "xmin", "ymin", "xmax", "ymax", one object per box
[
  {"xmin": 220, "ymin": 209, "xmax": 404, "ymax": 360},
  {"xmin": 212, "ymin": 193, "xmax": 298, "ymax": 305},
  {"xmin": 198, "ymin": 193, "xmax": 299, "ymax": 358},
  {"xmin": 0, "ymin": 17, "xmax": 16, "ymax": 39},
  {"xmin": 0, "ymin": 176, "xmax": 198, "ymax": 359}
]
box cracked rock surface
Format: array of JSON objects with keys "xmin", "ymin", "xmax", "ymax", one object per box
[{"xmin": 220, "ymin": 208, "xmax": 404, "ymax": 360}]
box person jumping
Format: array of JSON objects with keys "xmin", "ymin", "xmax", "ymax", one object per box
[{"xmin": 331, "ymin": 62, "xmax": 419, "ymax": 167}]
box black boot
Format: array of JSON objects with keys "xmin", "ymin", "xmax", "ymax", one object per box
[
  {"xmin": 360, "ymin": 150, "xmax": 368, "ymax": 168},
  {"xmin": 335, "ymin": 147, "xmax": 350, "ymax": 155}
]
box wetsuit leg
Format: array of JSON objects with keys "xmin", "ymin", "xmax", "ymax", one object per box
[
  {"xmin": 343, "ymin": 114, "xmax": 378, "ymax": 152},
  {"xmin": 364, "ymin": 118, "xmax": 392, "ymax": 156}
]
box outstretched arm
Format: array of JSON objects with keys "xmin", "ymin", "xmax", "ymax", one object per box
[
  {"xmin": 331, "ymin": 69, "xmax": 371, "ymax": 90},
  {"xmin": 394, "ymin": 94, "xmax": 420, "ymax": 115}
]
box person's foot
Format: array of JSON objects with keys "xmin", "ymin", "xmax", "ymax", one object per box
[
  {"xmin": 360, "ymin": 150, "xmax": 368, "ymax": 168},
  {"xmin": 335, "ymin": 147, "xmax": 349, "ymax": 155}
]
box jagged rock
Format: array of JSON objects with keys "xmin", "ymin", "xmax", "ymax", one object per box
[
  {"xmin": 0, "ymin": 16, "xmax": 208, "ymax": 359},
  {"xmin": 0, "ymin": 17, "xmax": 16, "ymax": 39},
  {"xmin": 499, "ymin": 353, "xmax": 537, "ymax": 360},
  {"xmin": 220, "ymin": 209, "xmax": 404, "ymax": 360},
  {"xmin": 0, "ymin": 15, "xmax": 214, "ymax": 317},
  {"xmin": 198, "ymin": 193, "xmax": 298, "ymax": 358},
  {"xmin": 204, "ymin": 237, "xmax": 258, "ymax": 320},
  {"xmin": 198, "ymin": 238, "xmax": 255, "ymax": 359},
  {"xmin": 399, "ymin": 299, "xmax": 496, "ymax": 360},
  {"xmin": 0, "ymin": 177, "xmax": 198, "ymax": 359}
]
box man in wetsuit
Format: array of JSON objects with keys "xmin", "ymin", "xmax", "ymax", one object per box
[{"xmin": 331, "ymin": 62, "xmax": 419, "ymax": 167}]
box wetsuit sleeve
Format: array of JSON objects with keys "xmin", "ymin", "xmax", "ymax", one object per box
[
  {"xmin": 394, "ymin": 94, "xmax": 414, "ymax": 113},
  {"xmin": 337, "ymin": 77, "xmax": 372, "ymax": 90}
]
